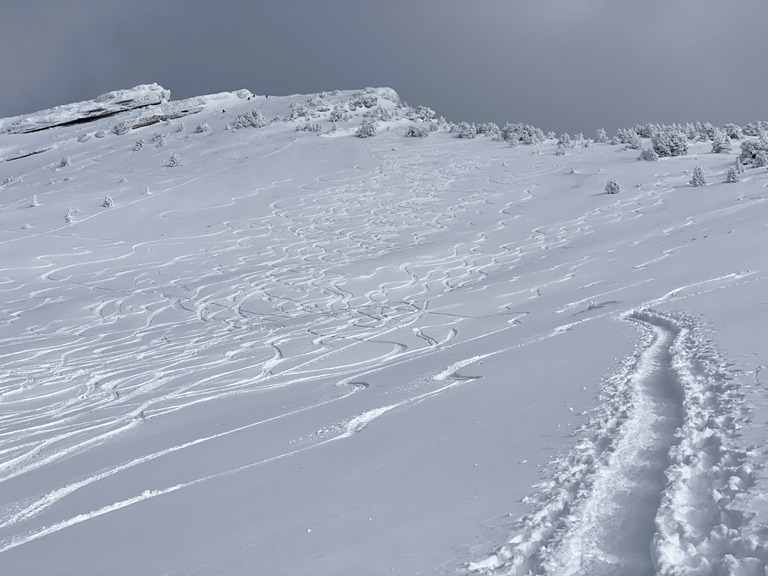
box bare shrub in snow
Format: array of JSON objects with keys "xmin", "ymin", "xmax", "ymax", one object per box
[
  {"xmin": 652, "ymin": 128, "xmax": 688, "ymax": 157},
  {"xmin": 296, "ymin": 122, "xmax": 321, "ymax": 132},
  {"xmin": 103, "ymin": 195, "xmax": 114, "ymax": 208},
  {"xmin": 725, "ymin": 167, "xmax": 740, "ymax": 183},
  {"xmin": 689, "ymin": 166, "xmax": 706, "ymax": 187},
  {"xmin": 167, "ymin": 153, "xmax": 182, "ymax": 167},
  {"xmin": 605, "ymin": 180, "xmax": 621, "ymax": 194},
  {"xmin": 638, "ymin": 147, "xmax": 659, "ymax": 161},
  {"xmin": 356, "ymin": 120, "xmax": 377, "ymax": 138}
]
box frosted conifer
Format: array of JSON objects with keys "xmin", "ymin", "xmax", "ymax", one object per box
[
  {"xmin": 605, "ymin": 180, "xmax": 621, "ymax": 194},
  {"xmin": 690, "ymin": 166, "xmax": 706, "ymax": 187}
]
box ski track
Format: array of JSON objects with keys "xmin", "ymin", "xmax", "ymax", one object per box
[
  {"xmin": 470, "ymin": 309, "xmax": 764, "ymax": 576},
  {"xmin": 2, "ymin": 114, "xmax": 768, "ymax": 570}
]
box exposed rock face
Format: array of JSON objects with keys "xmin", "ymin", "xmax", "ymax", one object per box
[{"xmin": 0, "ymin": 84, "xmax": 171, "ymax": 134}]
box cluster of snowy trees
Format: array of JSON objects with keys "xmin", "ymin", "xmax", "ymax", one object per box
[{"xmin": 228, "ymin": 110, "xmax": 268, "ymax": 130}]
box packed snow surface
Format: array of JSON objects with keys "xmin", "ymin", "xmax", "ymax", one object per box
[{"xmin": 1, "ymin": 86, "xmax": 767, "ymax": 575}]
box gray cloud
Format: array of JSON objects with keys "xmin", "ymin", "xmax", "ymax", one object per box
[{"xmin": 2, "ymin": 1, "xmax": 767, "ymax": 135}]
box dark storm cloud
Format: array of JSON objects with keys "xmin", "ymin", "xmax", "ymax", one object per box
[{"xmin": 2, "ymin": 1, "xmax": 767, "ymax": 135}]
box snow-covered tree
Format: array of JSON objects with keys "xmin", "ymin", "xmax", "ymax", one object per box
[
  {"xmin": 195, "ymin": 122, "xmax": 210, "ymax": 133},
  {"xmin": 638, "ymin": 147, "xmax": 659, "ymax": 161},
  {"xmin": 30, "ymin": 194, "xmax": 39, "ymax": 207},
  {"xmin": 725, "ymin": 167, "xmax": 740, "ymax": 183},
  {"xmin": 501, "ymin": 123, "xmax": 545, "ymax": 146},
  {"xmin": 711, "ymin": 133, "xmax": 732, "ymax": 154},
  {"xmin": 455, "ymin": 122, "xmax": 477, "ymax": 139},
  {"xmin": 689, "ymin": 166, "xmax": 706, "ymax": 187},
  {"xmin": 103, "ymin": 195, "xmax": 114, "ymax": 208},
  {"xmin": 739, "ymin": 140, "xmax": 768, "ymax": 168},
  {"xmin": 59, "ymin": 156, "xmax": 71, "ymax": 168},
  {"xmin": 405, "ymin": 124, "xmax": 432, "ymax": 138},
  {"xmin": 476, "ymin": 122, "xmax": 500, "ymax": 138},
  {"xmin": 167, "ymin": 153, "xmax": 182, "ymax": 167},
  {"xmin": 558, "ymin": 132, "xmax": 572, "ymax": 147},
  {"xmin": 133, "ymin": 139, "xmax": 145, "ymax": 151},
  {"xmin": 605, "ymin": 180, "xmax": 621, "ymax": 194},
  {"xmin": 229, "ymin": 110, "xmax": 267, "ymax": 130},
  {"xmin": 356, "ymin": 120, "xmax": 377, "ymax": 138},
  {"xmin": 595, "ymin": 128, "xmax": 608, "ymax": 143},
  {"xmin": 555, "ymin": 144, "xmax": 566, "ymax": 156},
  {"xmin": 652, "ymin": 128, "xmax": 688, "ymax": 157},
  {"xmin": 722, "ymin": 123, "xmax": 743, "ymax": 139}
]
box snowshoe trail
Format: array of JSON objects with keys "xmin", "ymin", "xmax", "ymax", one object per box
[{"xmin": 471, "ymin": 309, "xmax": 763, "ymax": 576}]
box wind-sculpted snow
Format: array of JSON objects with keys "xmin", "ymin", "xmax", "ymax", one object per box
[{"xmin": 0, "ymin": 87, "xmax": 767, "ymax": 575}]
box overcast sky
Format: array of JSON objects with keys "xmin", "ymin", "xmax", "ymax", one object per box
[{"xmin": 3, "ymin": 1, "xmax": 767, "ymax": 135}]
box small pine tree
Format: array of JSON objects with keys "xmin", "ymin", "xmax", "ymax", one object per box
[
  {"xmin": 595, "ymin": 128, "xmax": 608, "ymax": 143},
  {"xmin": 725, "ymin": 167, "xmax": 740, "ymax": 183},
  {"xmin": 711, "ymin": 134, "xmax": 732, "ymax": 154},
  {"xmin": 103, "ymin": 195, "xmax": 114, "ymax": 208},
  {"xmin": 605, "ymin": 180, "xmax": 621, "ymax": 194},
  {"xmin": 60, "ymin": 156, "xmax": 71, "ymax": 168},
  {"xmin": 133, "ymin": 139, "xmax": 145, "ymax": 151},
  {"xmin": 30, "ymin": 194, "xmax": 39, "ymax": 207},
  {"xmin": 356, "ymin": 120, "xmax": 377, "ymax": 138},
  {"xmin": 638, "ymin": 147, "xmax": 659, "ymax": 161},
  {"xmin": 64, "ymin": 207, "xmax": 74, "ymax": 223},
  {"xmin": 555, "ymin": 144, "xmax": 566, "ymax": 156},
  {"xmin": 167, "ymin": 153, "xmax": 182, "ymax": 167},
  {"xmin": 690, "ymin": 166, "xmax": 706, "ymax": 187}
]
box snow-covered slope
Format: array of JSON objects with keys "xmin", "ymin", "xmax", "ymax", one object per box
[{"xmin": 1, "ymin": 86, "xmax": 767, "ymax": 575}]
